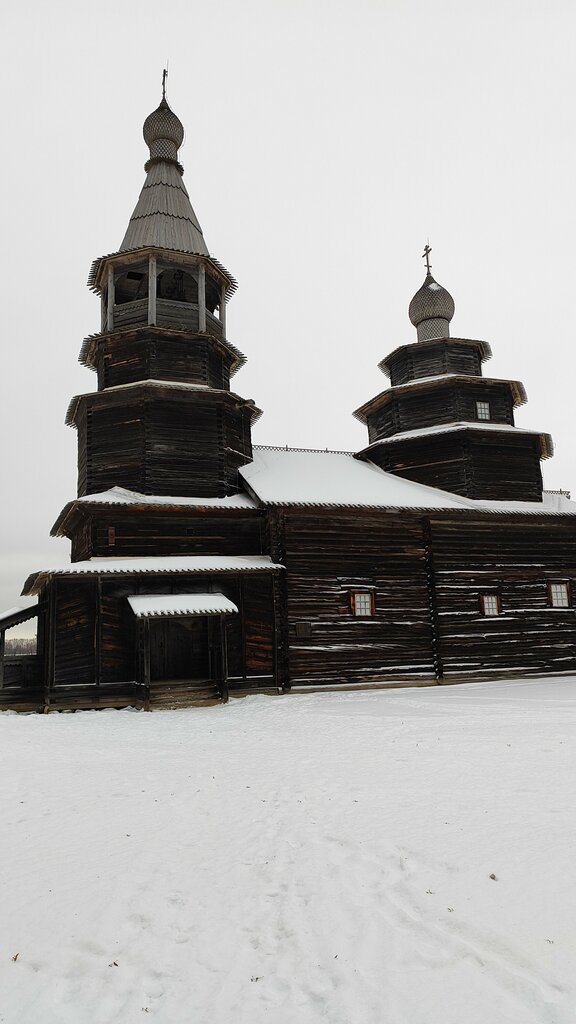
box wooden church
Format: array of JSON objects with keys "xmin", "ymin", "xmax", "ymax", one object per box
[{"xmin": 2, "ymin": 85, "xmax": 576, "ymax": 711}]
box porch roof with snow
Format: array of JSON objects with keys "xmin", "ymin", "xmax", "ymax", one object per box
[
  {"xmin": 0, "ymin": 602, "xmax": 39, "ymax": 632},
  {"xmin": 22, "ymin": 556, "xmax": 284, "ymax": 597},
  {"xmin": 128, "ymin": 594, "xmax": 238, "ymax": 618}
]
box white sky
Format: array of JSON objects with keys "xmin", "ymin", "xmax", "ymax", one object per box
[{"xmin": 2, "ymin": 0, "xmax": 576, "ymax": 625}]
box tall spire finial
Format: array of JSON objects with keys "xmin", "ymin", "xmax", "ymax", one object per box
[
  {"xmin": 162, "ymin": 68, "xmax": 168, "ymax": 101},
  {"xmin": 422, "ymin": 243, "xmax": 432, "ymax": 275}
]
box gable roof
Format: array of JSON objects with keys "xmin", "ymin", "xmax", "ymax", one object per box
[
  {"xmin": 240, "ymin": 447, "xmax": 576, "ymax": 515},
  {"xmin": 240, "ymin": 448, "xmax": 465, "ymax": 509}
]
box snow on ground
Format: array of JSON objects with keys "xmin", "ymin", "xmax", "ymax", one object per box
[{"xmin": 1, "ymin": 678, "xmax": 576, "ymax": 1024}]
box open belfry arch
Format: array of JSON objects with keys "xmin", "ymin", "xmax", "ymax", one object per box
[{"xmin": 2, "ymin": 81, "xmax": 576, "ymax": 711}]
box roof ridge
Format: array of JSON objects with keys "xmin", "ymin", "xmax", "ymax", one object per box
[{"xmin": 254, "ymin": 444, "xmax": 354, "ymax": 455}]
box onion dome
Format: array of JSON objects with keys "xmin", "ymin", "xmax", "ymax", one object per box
[
  {"xmin": 143, "ymin": 97, "xmax": 185, "ymax": 171},
  {"xmin": 409, "ymin": 270, "xmax": 455, "ymax": 342}
]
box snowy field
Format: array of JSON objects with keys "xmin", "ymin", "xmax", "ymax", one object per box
[{"xmin": 2, "ymin": 679, "xmax": 575, "ymax": 1024}]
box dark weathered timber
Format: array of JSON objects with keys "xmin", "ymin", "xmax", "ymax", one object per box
[
  {"xmin": 367, "ymin": 432, "xmax": 544, "ymax": 502},
  {"xmin": 383, "ymin": 339, "xmax": 487, "ymax": 386},
  {"xmin": 95, "ymin": 333, "xmax": 233, "ymax": 391},
  {"xmin": 280, "ymin": 510, "xmax": 435, "ymax": 688},
  {"xmin": 75, "ymin": 390, "xmax": 254, "ymax": 498},
  {"xmin": 428, "ymin": 514, "xmax": 576, "ymax": 677},
  {"xmin": 68, "ymin": 509, "xmax": 264, "ymax": 563},
  {"xmin": 365, "ymin": 381, "xmax": 516, "ymax": 444}
]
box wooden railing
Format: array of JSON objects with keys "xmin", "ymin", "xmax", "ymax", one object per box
[{"xmin": 112, "ymin": 299, "xmax": 224, "ymax": 336}]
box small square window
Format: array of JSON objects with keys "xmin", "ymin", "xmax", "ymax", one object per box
[
  {"xmin": 350, "ymin": 591, "xmax": 375, "ymax": 617},
  {"xmin": 548, "ymin": 581, "xmax": 570, "ymax": 608},
  {"xmin": 480, "ymin": 593, "xmax": 501, "ymax": 616},
  {"xmin": 294, "ymin": 621, "xmax": 312, "ymax": 638},
  {"xmin": 476, "ymin": 401, "xmax": 491, "ymax": 421}
]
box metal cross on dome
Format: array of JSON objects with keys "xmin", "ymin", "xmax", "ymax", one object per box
[
  {"xmin": 422, "ymin": 244, "xmax": 432, "ymax": 274},
  {"xmin": 162, "ymin": 68, "xmax": 168, "ymax": 100}
]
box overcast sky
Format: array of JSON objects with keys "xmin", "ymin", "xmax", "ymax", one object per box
[{"xmin": 2, "ymin": 0, "xmax": 576, "ymax": 628}]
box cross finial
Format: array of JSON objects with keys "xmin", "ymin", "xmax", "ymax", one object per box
[
  {"xmin": 422, "ymin": 243, "xmax": 432, "ymax": 274},
  {"xmin": 162, "ymin": 68, "xmax": 168, "ymax": 100}
]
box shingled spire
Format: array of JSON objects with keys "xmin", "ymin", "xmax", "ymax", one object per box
[{"xmin": 120, "ymin": 77, "xmax": 208, "ymax": 255}]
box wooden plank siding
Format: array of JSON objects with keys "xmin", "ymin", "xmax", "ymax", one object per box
[
  {"xmin": 429, "ymin": 516, "xmax": 576, "ymax": 678},
  {"xmin": 367, "ymin": 382, "xmax": 515, "ymax": 443},
  {"xmin": 71, "ymin": 511, "xmax": 265, "ymax": 562},
  {"xmin": 98, "ymin": 335, "xmax": 232, "ymax": 391},
  {"xmin": 371, "ymin": 433, "xmax": 543, "ymax": 502},
  {"xmin": 281, "ymin": 511, "xmax": 435, "ymax": 687},
  {"xmin": 77, "ymin": 393, "xmax": 253, "ymax": 498},
  {"xmin": 387, "ymin": 341, "xmax": 484, "ymax": 386}
]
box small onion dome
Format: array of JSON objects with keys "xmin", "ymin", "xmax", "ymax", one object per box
[
  {"xmin": 143, "ymin": 97, "xmax": 185, "ymax": 171},
  {"xmin": 409, "ymin": 271, "xmax": 455, "ymax": 342}
]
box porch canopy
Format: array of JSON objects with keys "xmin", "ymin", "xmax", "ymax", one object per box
[
  {"xmin": 128, "ymin": 594, "xmax": 238, "ymax": 618},
  {"xmin": 0, "ymin": 602, "xmax": 39, "ymax": 632}
]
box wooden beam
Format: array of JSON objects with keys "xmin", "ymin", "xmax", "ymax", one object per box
[
  {"xmin": 198, "ymin": 263, "xmax": 206, "ymax": 332},
  {"xmin": 143, "ymin": 619, "xmax": 151, "ymax": 709},
  {"xmin": 220, "ymin": 284, "xmax": 227, "ymax": 336},
  {"xmin": 95, "ymin": 577, "xmax": 102, "ymax": 688},
  {"xmin": 219, "ymin": 615, "xmax": 229, "ymax": 703},
  {"xmin": 106, "ymin": 266, "xmax": 115, "ymax": 332},
  {"xmin": 148, "ymin": 254, "xmax": 157, "ymax": 325}
]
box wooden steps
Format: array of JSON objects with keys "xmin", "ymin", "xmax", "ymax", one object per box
[{"xmin": 149, "ymin": 679, "xmax": 222, "ymax": 709}]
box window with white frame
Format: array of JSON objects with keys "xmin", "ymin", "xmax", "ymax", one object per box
[
  {"xmin": 547, "ymin": 581, "xmax": 570, "ymax": 608},
  {"xmin": 350, "ymin": 591, "xmax": 375, "ymax": 617},
  {"xmin": 476, "ymin": 401, "xmax": 491, "ymax": 421},
  {"xmin": 480, "ymin": 593, "xmax": 501, "ymax": 616}
]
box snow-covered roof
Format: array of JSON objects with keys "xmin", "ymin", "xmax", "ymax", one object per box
[
  {"xmin": 128, "ymin": 593, "xmax": 238, "ymax": 618},
  {"xmin": 239, "ymin": 448, "xmax": 576, "ymax": 517},
  {"xmin": 22, "ymin": 556, "xmax": 284, "ymax": 597},
  {"xmin": 76, "ymin": 486, "xmax": 256, "ymax": 510},
  {"xmin": 542, "ymin": 490, "xmax": 575, "ymax": 511},
  {"xmin": 241, "ymin": 448, "xmax": 466, "ymax": 509},
  {"xmin": 0, "ymin": 602, "xmax": 39, "ymax": 630},
  {"xmin": 360, "ymin": 422, "xmax": 554, "ymax": 459},
  {"xmin": 52, "ymin": 486, "xmax": 257, "ymax": 536}
]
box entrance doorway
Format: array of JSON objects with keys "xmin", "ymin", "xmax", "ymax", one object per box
[{"xmin": 149, "ymin": 617, "xmax": 211, "ymax": 681}]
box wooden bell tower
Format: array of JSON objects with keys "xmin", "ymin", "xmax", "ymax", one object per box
[{"xmin": 69, "ymin": 83, "xmax": 259, "ymax": 499}]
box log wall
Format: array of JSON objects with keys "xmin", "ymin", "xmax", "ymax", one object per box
[
  {"xmin": 371, "ymin": 432, "xmax": 543, "ymax": 501},
  {"xmin": 430, "ymin": 515, "xmax": 576, "ymax": 677},
  {"xmin": 367, "ymin": 382, "xmax": 515, "ymax": 443},
  {"xmin": 71, "ymin": 510, "xmax": 264, "ymax": 561},
  {"xmin": 77, "ymin": 393, "xmax": 253, "ymax": 498},
  {"xmin": 97, "ymin": 335, "xmax": 232, "ymax": 391},
  {"xmin": 386, "ymin": 341, "xmax": 484, "ymax": 386},
  {"xmin": 282, "ymin": 510, "xmax": 435, "ymax": 686}
]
